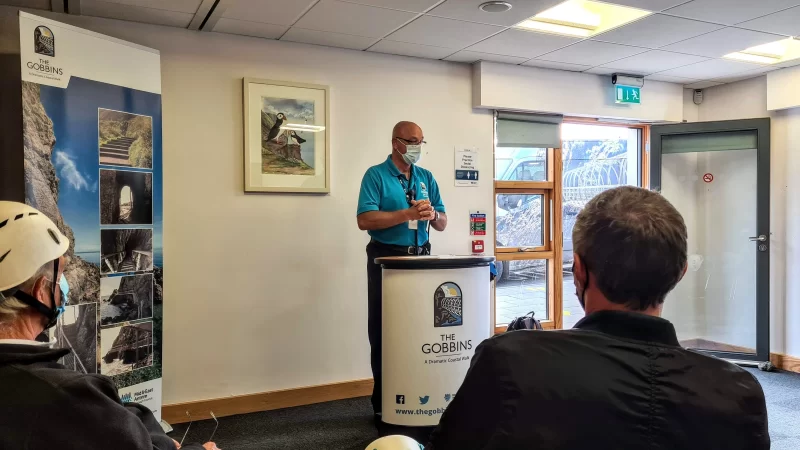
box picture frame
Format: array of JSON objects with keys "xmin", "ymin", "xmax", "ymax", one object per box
[{"xmin": 243, "ymin": 78, "xmax": 330, "ymax": 194}]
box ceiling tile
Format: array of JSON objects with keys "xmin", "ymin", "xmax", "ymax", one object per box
[
  {"xmin": 342, "ymin": 0, "xmax": 442, "ymax": 13},
  {"xmin": 736, "ymin": 6, "xmax": 800, "ymax": 36},
  {"xmin": 522, "ymin": 60, "xmax": 593, "ymax": 72},
  {"xmin": 99, "ymin": 0, "xmax": 202, "ymax": 14},
  {"xmin": 663, "ymin": 0, "xmax": 800, "ymax": 26},
  {"xmin": 535, "ymin": 41, "xmax": 648, "ymax": 67},
  {"xmin": 213, "ymin": 18, "xmax": 288, "ymax": 39},
  {"xmin": 281, "ymin": 28, "xmax": 377, "ymax": 50},
  {"xmin": 427, "ymin": 0, "xmax": 563, "ymax": 26},
  {"xmin": 601, "ymin": 50, "xmax": 708, "ymax": 74},
  {"xmin": 661, "ymin": 27, "xmax": 782, "ymax": 58},
  {"xmin": 656, "ymin": 58, "xmax": 764, "ymax": 79},
  {"xmin": 444, "ymin": 51, "xmax": 528, "ymax": 65},
  {"xmin": 602, "ymin": 0, "xmax": 688, "ymax": 11},
  {"xmin": 294, "ymin": 0, "xmax": 417, "ymax": 38},
  {"xmin": 82, "ymin": 0, "xmax": 195, "ymax": 27},
  {"xmin": 585, "ymin": 67, "xmax": 619, "ymax": 75},
  {"xmin": 685, "ymin": 80, "xmax": 724, "ymax": 89},
  {"xmin": 466, "ymin": 28, "xmax": 579, "ymax": 59},
  {"xmin": 368, "ymin": 40, "xmax": 456, "ymax": 59},
  {"xmin": 711, "ymin": 65, "xmax": 778, "ymax": 82},
  {"xmin": 223, "ymin": 0, "xmax": 316, "ymax": 25},
  {"xmin": 592, "ymin": 14, "xmax": 722, "ymax": 49},
  {"xmin": 645, "ymin": 74, "xmax": 700, "ymax": 83},
  {"xmin": 387, "ymin": 15, "xmax": 503, "ymax": 48}
]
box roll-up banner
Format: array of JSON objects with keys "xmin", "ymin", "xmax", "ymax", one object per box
[{"xmin": 19, "ymin": 12, "xmax": 164, "ymax": 420}]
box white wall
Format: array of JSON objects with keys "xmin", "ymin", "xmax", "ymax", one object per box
[
  {"xmin": 767, "ymin": 65, "xmax": 800, "ymax": 111},
  {"xmin": 691, "ymin": 75, "xmax": 800, "ymax": 356},
  {"xmin": 683, "ymin": 88, "xmax": 699, "ymax": 123},
  {"xmin": 698, "ymin": 77, "xmax": 768, "ymax": 122},
  {"xmin": 474, "ymin": 61, "xmax": 685, "ymax": 122},
  {"xmin": 0, "ymin": 6, "xmax": 494, "ymax": 404}
]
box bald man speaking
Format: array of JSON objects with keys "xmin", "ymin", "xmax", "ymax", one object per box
[{"xmin": 357, "ymin": 121, "xmax": 448, "ymax": 423}]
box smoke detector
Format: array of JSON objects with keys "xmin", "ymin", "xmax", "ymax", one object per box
[{"xmin": 479, "ymin": 1, "xmax": 512, "ymax": 13}]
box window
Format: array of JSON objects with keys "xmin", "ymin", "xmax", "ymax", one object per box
[
  {"xmin": 561, "ymin": 122, "xmax": 644, "ymax": 328},
  {"xmin": 494, "ymin": 115, "xmax": 647, "ymax": 331},
  {"xmin": 494, "ymin": 113, "xmax": 562, "ymax": 331}
]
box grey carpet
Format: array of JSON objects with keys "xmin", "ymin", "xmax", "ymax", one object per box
[
  {"xmin": 170, "ymin": 369, "xmax": 800, "ymax": 449},
  {"xmin": 747, "ymin": 368, "xmax": 800, "ymax": 450}
]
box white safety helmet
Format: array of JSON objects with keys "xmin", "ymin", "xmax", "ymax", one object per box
[
  {"xmin": 365, "ymin": 436, "xmax": 424, "ymax": 450},
  {"xmin": 0, "ymin": 201, "xmax": 69, "ymax": 292}
]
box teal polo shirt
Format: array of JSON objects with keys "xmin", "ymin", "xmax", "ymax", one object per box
[{"xmin": 357, "ymin": 156, "xmax": 446, "ymax": 246}]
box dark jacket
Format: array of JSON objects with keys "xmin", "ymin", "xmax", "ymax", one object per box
[
  {"xmin": 0, "ymin": 343, "xmax": 203, "ymax": 450},
  {"xmin": 427, "ymin": 310, "xmax": 770, "ymax": 450}
]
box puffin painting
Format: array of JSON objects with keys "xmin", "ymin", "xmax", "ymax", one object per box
[
  {"xmin": 266, "ymin": 113, "xmax": 286, "ymax": 142},
  {"xmin": 290, "ymin": 130, "xmax": 306, "ymax": 145}
]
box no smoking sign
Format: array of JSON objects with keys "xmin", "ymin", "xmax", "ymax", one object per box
[{"xmin": 703, "ymin": 173, "xmax": 714, "ymax": 183}]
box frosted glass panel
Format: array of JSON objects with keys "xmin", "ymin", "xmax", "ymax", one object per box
[{"xmin": 660, "ymin": 148, "xmax": 757, "ymax": 354}]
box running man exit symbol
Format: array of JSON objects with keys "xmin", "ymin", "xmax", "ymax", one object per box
[{"xmin": 615, "ymin": 86, "xmax": 641, "ymax": 104}]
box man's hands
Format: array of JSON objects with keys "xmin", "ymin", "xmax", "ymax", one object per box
[{"xmin": 408, "ymin": 200, "xmax": 436, "ymax": 221}]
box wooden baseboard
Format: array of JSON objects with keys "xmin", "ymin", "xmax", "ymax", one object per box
[
  {"xmin": 162, "ymin": 378, "xmax": 373, "ymax": 424},
  {"xmin": 771, "ymin": 353, "xmax": 800, "ymax": 374},
  {"xmin": 681, "ymin": 338, "xmax": 800, "ymax": 374}
]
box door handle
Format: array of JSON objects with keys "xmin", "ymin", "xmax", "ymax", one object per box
[{"xmin": 749, "ymin": 235, "xmax": 767, "ymax": 242}]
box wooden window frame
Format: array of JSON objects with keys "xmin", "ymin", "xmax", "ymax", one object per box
[
  {"xmin": 493, "ymin": 117, "xmax": 649, "ymax": 335},
  {"xmin": 494, "ymin": 147, "xmax": 562, "ymax": 332}
]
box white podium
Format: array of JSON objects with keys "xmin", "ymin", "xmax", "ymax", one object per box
[{"xmin": 377, "ymin": 255, "xmax": 494, "ymax": 427}]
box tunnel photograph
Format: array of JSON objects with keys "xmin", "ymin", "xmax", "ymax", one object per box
[{"xmin": 100, "ymin": 169, "xmax": 153, "ymax": 225}]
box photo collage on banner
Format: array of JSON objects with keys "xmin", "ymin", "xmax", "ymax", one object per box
[{"xmin": 19, "ymin": 12, "xmax": 165, "ymax": 420}]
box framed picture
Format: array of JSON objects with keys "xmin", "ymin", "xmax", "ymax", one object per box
[{"xmin": 243, "ymin": 78, "xmax": 330, "ymax": 194}]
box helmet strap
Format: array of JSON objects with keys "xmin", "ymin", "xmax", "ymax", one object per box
[{"xmin": 9, "ymin": 258, "xmax": 61, "ymax": 330}]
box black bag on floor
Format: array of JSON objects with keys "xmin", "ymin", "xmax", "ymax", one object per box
[{"xmin": 507, "ymin": 311, "xmax": 543, "ymax": 331}]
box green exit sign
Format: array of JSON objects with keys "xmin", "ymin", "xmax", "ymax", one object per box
[{"xmin": 616, "ymin": 85, "xmax": 641, "ymax": 104}]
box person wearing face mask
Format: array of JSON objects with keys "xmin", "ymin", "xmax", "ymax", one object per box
[
  {"xmin": 0, "ymin": 201, "xmax": 218, "ymax": 450},
  {"xmin": 357, "ymin": 121, "xmax": 448, "ymax": 425},
  {"xmin": 425, "ymin": 187, "xmax": 768, "ymax": 450}
]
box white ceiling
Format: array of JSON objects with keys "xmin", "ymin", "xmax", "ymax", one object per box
[{"xmin": 9, "ymin": 0, "xmax": 800, "ymax": 88}]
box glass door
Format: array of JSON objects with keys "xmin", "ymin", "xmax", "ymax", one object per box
[{"xmin": 650, "ymin": 119, "xmax": 770, "ymax": 365}]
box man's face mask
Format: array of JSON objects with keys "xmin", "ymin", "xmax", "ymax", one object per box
[
  {"xmin": 572, "ymin": 261, "xmax": 589, "ymax": 311},
  {"xmin": 396, "ymin": 138, "xmax": 423, "ymax": 165},
  {"xmin": 57, "ymin": 274, "xmax": 69, "ymax": 315}
]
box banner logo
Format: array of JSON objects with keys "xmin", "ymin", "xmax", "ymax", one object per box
[
  {"xmin": 34, "ymin": 26, "xmax": 54, "ymax": 57},
  {"xmin": 434, "ymin": 282, "xmax": 462, "ymax": 327}
]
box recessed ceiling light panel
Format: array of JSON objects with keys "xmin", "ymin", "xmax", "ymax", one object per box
[
  {"xmin": 479, "ymin": 1, "xmax": 512, "ymax": 13},
  {"xmin": 515, "ymin": 0, "xmax": 650, "ymax": 38},
  {"xmin": 724, "ymin": 38, "xmax": 800, "ymax": 65}
]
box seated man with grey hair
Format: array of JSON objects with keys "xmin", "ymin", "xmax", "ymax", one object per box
[
  {"xmin": 427, "ymin": 186, "xmax": 769, "ymax": 450},
  {"xmin": 0, "ymin": 201, "xmax": 216, "ymax": 450}
]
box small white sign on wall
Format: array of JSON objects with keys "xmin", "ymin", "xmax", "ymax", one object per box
[{"xmin": 455, "ymin": 148, "xmax": 479, "ymax": 187}]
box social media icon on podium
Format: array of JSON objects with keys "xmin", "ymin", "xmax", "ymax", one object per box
[
  {"xmin": 396, "ymin": 395, "xmax": 405, "ymax": 405},
  {"xmin": 444, "ymin": 394, "xmax": 452, "ymax": 402},
  {"xmin": 419, "ymin": 395, "xmax": 429, "ymax": 405}
]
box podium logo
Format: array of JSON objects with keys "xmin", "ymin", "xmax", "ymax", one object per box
[
  {"xmin": 34, "ymin": 26, "xmax": 55, "ymax": 57},
  {"xmin": 396, "ymin": 395, "xmax": 405, "ymax": 405},
  {"xmin": 434, "ymin": 282, "xmax": 463, "ymax": 328}
]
